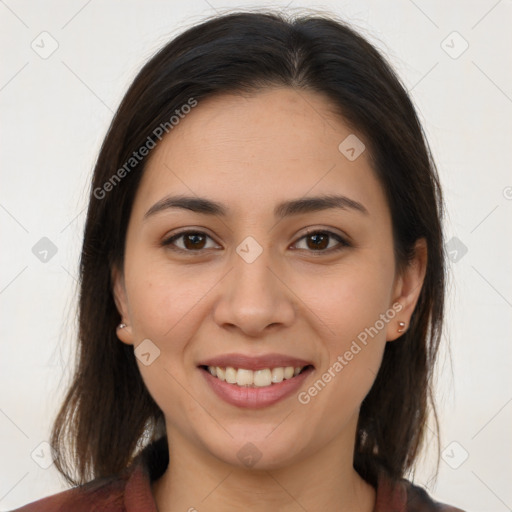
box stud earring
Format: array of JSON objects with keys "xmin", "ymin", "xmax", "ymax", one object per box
[
  {"xmin": 117, "ymin": 323, "xmax": 127, "ymax": 330},
  {"xmin": 397, "ymin": 321, "xmax": 406, "ymax": 333}
]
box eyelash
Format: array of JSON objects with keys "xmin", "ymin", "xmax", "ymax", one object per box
[{"xmin": 161, "ymin": 229, "xmax": 351, "ymax": 255}]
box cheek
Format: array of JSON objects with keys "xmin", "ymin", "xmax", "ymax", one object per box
[
  {"xmin": 124, "ymin": 265, "xmax": 212, "ymax": 426},
  {"xmin": 294, "ymin": 277, "xmax": 392, "ymax": 443},
  {"xmin": 293, "ymin": 253, "xmax": 394, "ymax": 405},
  {"xmin": 294, "ymin": 255, "xmax": 395, "ymax": 343},
  {"xmin": 125, "ymin": 256, "xmax": 214, "ymax": 341}
]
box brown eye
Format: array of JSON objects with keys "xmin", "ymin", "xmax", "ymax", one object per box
[
  {"xmin": 306, "ymin": 232, "xmax": 329, "ymax": 250},
  {"xmin": 182, "ymin": 233, "xmax": 206, "ymax": 250},
  {"xmin": 293, "ymin": 230, "xmax": 349, "ymax": 253},
  {"xmin": 162, "ymin": 231, "xmax": 219, "ymax": 252}
]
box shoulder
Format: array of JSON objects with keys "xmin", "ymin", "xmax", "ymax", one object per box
[
  {"xmin": 375, "ymin": 467, "xmax": 467, "ymax": 512},
  {"xmin": 9, "ymin": 473, "xmax": 128, "ymax": 512},
  {"xmin": 403, "ymin": 479, "xmax": 466, "ymax": 512},
  {"xmin": 10, "ymin": 436, "xmax": 167, "ymax": 512}
]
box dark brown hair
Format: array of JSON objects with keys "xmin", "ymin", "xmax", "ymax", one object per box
[{"xmin": 50, "ymin": 10, "xmax": 445, "ymax": 489}]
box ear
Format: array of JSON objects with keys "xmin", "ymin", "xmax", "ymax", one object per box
[
  {"xmin": 111, "ymin": 264, "xmax": 135, "ymax": 346},
  {"xmin": 386, "ymin": 238, "xmax": 427, "ymax": 342}
]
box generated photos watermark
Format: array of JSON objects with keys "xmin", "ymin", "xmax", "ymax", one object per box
[
  {"xmin": 297, "ymin": 302, "xmax": 403, "ymax": 404},
  {"xmin": 93, "ymin": 97, "xmax": 198, "ymax": 200}
]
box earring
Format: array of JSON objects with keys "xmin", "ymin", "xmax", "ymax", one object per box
[
  {"xmin": 397, "ymin": 321, "xmax": 406, "ymax": 333},
  {"xmin": 117, "ymin": 323, "xmax": 127, "ymax": 330}
]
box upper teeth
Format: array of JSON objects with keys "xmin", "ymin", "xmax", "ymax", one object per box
[{"xmin": 207, "ymin": 366, "xmax": 304, "ymax": 387}]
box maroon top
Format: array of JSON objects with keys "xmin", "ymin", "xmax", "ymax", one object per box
[{"xmin": 12, "ymin": 438, "xmax": 465, "ymax": 511}]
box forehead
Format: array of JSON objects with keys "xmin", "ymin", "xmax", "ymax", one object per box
[{"xmin": 132, "ymin": 87, "xmax": 388, "ymax": 220}]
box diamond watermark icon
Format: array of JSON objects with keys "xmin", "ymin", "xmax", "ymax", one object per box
[
  {"xmin": 31, "ymin": 31, "xmax": 59, "ymax": 59},
  {"xmin": 441, "ymin": 31, "xmax": 469, "ymax": 60},
  {"xmin": 236, "ymin": 236, "xmax": 263, "ymax": 264},
  {"xmin": 445, "ymin": 236, "xmax": 468, "ymax": 263},
  {"xmin": 32, "ymin": 237, "xmax": 58, "ymax": 263},
  {"xmin": 441, "ymin": 441, "xmax": 469, "ymax": 469},
  {"xmin": 134, "ymin": 338, "xmax": 161, "ymax": 366},
  {"xmin": 237, "ymin": 442, "xmax": 262, "ymax": 468},
  {"xmin": 31, "ymin": 441, "xmax": 56, "ymax": 469},
  {"xmin": 338, "ymin": 134, "xmax": 365, "ymax": 161}
]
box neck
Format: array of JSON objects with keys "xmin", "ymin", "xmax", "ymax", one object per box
[{"xmin": 152, "ymin": 425, "xmax": 376, "ymax": 512}]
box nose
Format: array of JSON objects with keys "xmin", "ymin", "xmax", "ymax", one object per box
[{"xmin": 212, "ymin": 243, "xmax": 296, "ymax": 337}]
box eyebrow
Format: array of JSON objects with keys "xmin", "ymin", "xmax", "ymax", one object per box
[{"xmin": 143, "ymin": 193, "xmax": 368, "ymax": 220}]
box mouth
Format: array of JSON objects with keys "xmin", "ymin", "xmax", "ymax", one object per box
[
  {"xmin": 197, "ymin": 354, "xmax": 315, "ymax": 408},
  {"xmin": 199, "ymin": 364, "xmax": 314, "ymax": 388}
]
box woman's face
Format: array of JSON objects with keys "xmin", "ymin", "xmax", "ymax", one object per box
[{"xmin": 113, "ymin": 87, "xmax": 425, "ymax": 470}]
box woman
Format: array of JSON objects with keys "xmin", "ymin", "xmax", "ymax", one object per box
[{"xmin": 13, "ymin": 10, "xmax": 465, "ymax": 511}]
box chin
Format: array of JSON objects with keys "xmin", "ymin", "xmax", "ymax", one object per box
[{"xmin": 202, "ymin": 427, "xmax": 307, "ymax": 471}]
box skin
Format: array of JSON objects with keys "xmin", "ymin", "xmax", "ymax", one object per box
[{"xmin": 112, "ymin": 87, "xmax": 427, "ymax": 512}]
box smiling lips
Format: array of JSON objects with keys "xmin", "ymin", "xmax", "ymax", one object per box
[{"xmin": 198, "ymin": 353, "xmax": 314, "ymax": 408}]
